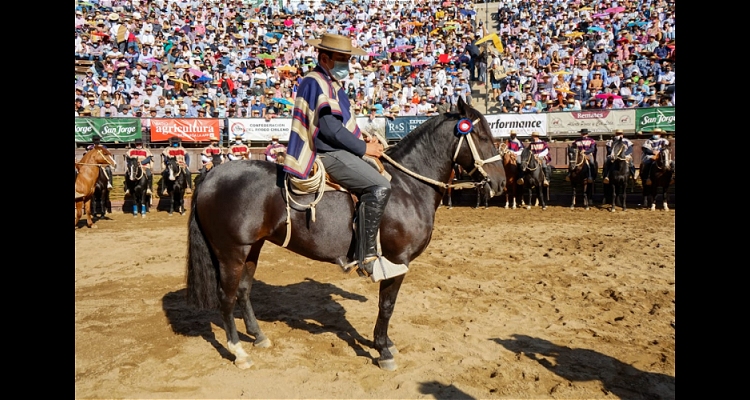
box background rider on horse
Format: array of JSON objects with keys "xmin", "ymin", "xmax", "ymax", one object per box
[
  {"xmin": 228, "ymin": 134, "xmax": 250, "ymax": 161},
  {"xmin": 640, "ymin": 128, "xmax": 675, "ymax": 186},
  {"xmin": 264, "ymin": 135, "xmax": 287, "ymax": 164},
  {"xmin": 518, "ymin": 131, "xmax": 552, "ymax": 187},
  {"xmin": 85, "ymin": 135, "xmax": 114, "ymax": 190},
  {"xmin": 161, "ymin": 136, "xmax": 193, "ymax": 195},
  {"xmin": 125, "ymin": 138, "xmax": 154, "ymax": 196},
  {"xmin": 602, "ymin": 129, "xmax": 634, "ymax": 184},
  {"xmin": 567, "ymin": 128, "xmax": 597, "ymax": 183}
]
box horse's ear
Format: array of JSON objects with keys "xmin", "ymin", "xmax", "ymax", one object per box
[{"xmin": 456, "ymin": 96, "xmax": 468, "ymax": 115}]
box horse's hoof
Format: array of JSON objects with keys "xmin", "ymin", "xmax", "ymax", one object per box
[
  {"xmin": 504, "ymin": 205, "xmax": 509, "ymax": 209},
  {"xmin": 254, "ymin": 338, "xmax": 272, "ymax": 348},
  {"xmin": 526, "ymin": 206, "xmax": 531, "ymax": 210},
  {"xmin": 387, "ymin": 345, "xmax": 399, "ymax": 355},
  {"xmin": 378, "ymin": 358, "xmax": 397, "ymax": 371},
  {"xmin": 133, "ymin": 214, "xmax": 138, "ymax": 217},
  {"xmin": 610, "ymin": 208, "xmax": 615, "ymax": 213},
  {"xmin": 542, "ymin": 206, "xmax": 547, "ymax": 210},
  {"xmin": 141, "ymin": 214, "xmax": 146, "ymax": 218},
  {"xmin": 168, "ymin": 212, "xmax": 173, "ymax": 216},
  {"xmin": 570, "ymin": 206, "xmax": 575, "ymax": 210},
  {"xmin": 91, "ymin": 224, "xmax": 97, "ymax": 229},
  {"xmin": 585, "ymin": 207, "xmax": 590, "ymax": 211},
  {"xmin": 234, "ymin": 357, "xmax": 254, "ymax": 370}
]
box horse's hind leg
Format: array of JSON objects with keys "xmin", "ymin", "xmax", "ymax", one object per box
[
  {"xmin": 570, "ymin": 185, "xmax": 576, "ymax": 210},
  {"xmin": 373, "ymin": 274, "xmax": 406, "ymax": 371},
  {"xmin": 236, "ymin": 241, "xmax": 272, "ymax": 349},
  {"xmin": 218, "ymin": 260, "xmax": 254, "ymax": 369}
]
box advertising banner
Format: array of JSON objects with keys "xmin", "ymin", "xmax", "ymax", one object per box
[
  {"xmin": 150, "ymin": 118, "xmax": 222, "ymax": 142},
  {"xmin": 384, "ymin": 116, "xmax": 430, "ymax": 140},
  {"xmin": 636, "ymin": 107, "xmax": 675, "ymax": 132},
  {"xmin": 227, "ymin": 118, "xmax": 292, "ymax": 142},
  {"xmin": 547, "ymin": 109, "xmax": 636, "ymax": 135},
  {"xmin": 74, "ymin": 118, "xmax": 141, "ymax": 142},
  {"xmin": 484, "ymin": 113, "xmax": 547, "ymax": 137}
]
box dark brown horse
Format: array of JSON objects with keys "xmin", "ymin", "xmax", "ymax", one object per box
[
  {"xmin": 185, "ymin": 98, "xmax": 505, "ymax": 371},
  {"xmin": 643, "ymin": 144, "xmax": 674, "ymax": 211},
  {"xmin": 499, "ymin": 142, "xmax": 520, "ymax": 209},
  {"xmin": 567, "ymin": 145, "xmax": 597, "ymax": 210},
  {"xmin": 75, "ymin": 146, "xmax": 116, "ymax": 228}
]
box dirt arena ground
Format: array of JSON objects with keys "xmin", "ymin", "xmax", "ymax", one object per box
[{"xmin": 75, "ymin": 201, "xmax": 675, "ymax": 399}]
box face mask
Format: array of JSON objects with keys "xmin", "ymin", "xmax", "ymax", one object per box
[
  {"xmin": 652, "ymin": 135, "xmax": 660, "ymax": 140},
  {"xmin": 330, "ymin": 61, "xmax": 350, "ymax": 81},
  {"xmin": 172, "ymin": 143, "xmax": 179, "ymax": 147},
  {"xmin": 235, "ymin": 140, "xmax": 242, "ymax": 145}
]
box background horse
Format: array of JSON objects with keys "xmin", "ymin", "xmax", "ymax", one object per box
[
  {"xmin": 125, "ymin": 156, "xmax": 150, "ymax": 217},
  {"xmin": 195, "ymin": 153, "xmax": 224, "ymax": 188},
  {"xmin": 75, "ymin": 146, "xmax": 115, "ymax": 228},
  {"xmin": 643, "ymin": 144, "xmax": 673, "ymax": 211},
  {"xmin": 567, "ymin": 146, "xmax": 597, "ymax": 210},
  {"xmin": 91, "ymin": 168, "xmax": 111, "ymax": 218},
  {"xmin": 163, "ymin": 157, "xmax": 188, "ymax": 216},
  {"xmin": 604, "ymin": 138, "xmax": 630, "ymax": 212},
  {"xmin": 499, "ymin": 142, "xmax": 520, "ymax": 209},
  {"xmin": 185, "ymin": 98, "xmax": 505, "ymax": 371},
  {"xmin": 519, "ymin": 145, "xmax": 547, "ymax": 210}
]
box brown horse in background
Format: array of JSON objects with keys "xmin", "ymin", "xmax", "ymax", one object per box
[
  {"xmin": 499, "ymin": 142, "xmax": 520, "ymax": 209},
  {"xmin": 76, "ymin": 146, "xmax": 116, "ymax": 228}
]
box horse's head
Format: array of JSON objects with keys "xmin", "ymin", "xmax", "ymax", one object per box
[
  {"xmin": 522, "ymin": 143, "xmax": 538, "ymax": 171},
  {"xmin": 167, "ymin": 157, "xmax": 180, "ymax": 181},
  {"xmin": 567, "ymin": 145, "xmax": 583, "ymax": 170},
  {"xmin": 87, "ymin": 145, "xmax": 115, "ymax": 166},
  {"xmin": 451, "ymin": 97, "xmax": 506, "ymax": 197},
  {"xmin": 125, "ymin": 156, "xmax": 140, "ymax": 181}
]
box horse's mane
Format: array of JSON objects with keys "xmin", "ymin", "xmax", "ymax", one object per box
[{"xmin": 81, "ymin": 145, "xmax": 109, "ymax": 162}]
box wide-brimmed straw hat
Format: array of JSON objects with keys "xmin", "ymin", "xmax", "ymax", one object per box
[{"xmin": 306, "ymin": 33, "xmax": 367, "ymax": 56}]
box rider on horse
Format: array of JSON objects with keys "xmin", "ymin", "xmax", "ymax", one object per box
[
  {"xmin": 602, "ymin": 129, "xmax": 635, "ymax": 184},
  {"xmin": 640, "ymin": 128, "xmax": 675, "ymax": 185},
  {"xmin": 507, "ymin": 129, "xmax": 524, "ymax": 174},
  {"xmin": 201, "ymin": 136, "xmax": 224, "ymax": 167},
  {"xmin": 518, "ymin": 131, "xmax": 552, "ymax": 186},
  {"xmin": 85, "ymin": 135, "xmax": 114, "ymax": 190},
  {"xmin": 567, "ymin": 128, "xmax": 597, "ymax": 182},
  {"xmin": 264, "ymin": 135, "xmax": 287, "ymax": 163},
  {"xmin": 228, "ymin": 134, "xmax": 250, "ymax": 161},
  {"xmin": 124, "ymin": 138, "xmax": 154, "ymax": 196},
  {"xmin": 161, "ymin": 136, "xmax": 193, "ymax": 195},
  {"xmin": 282, "ymin": 33, "xmax": 404, "ymax": 280}
]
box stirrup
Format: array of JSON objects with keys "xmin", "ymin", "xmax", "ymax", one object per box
[
  {"xmin": 564, "ymin": 175, "xmax": 570, "ymax": 182},
  {"xmin": 646, "ymin": 179, "xmax": 652, "ymax": 186},
  {"xmin": 146, "ymin": 188, "xmax": 153, "ymax": 195},
  {"xmin": 517, "ymin": 178, "xmax": 524, "ymax": 185},
  {"xmin": 603, "ymin": 177, "xmax": 610, "ymax": 184},
  {"xmin": 124, "ymin": 189, "xmax": 130, "ymax": 195},
  {"xmin": 543, "ymin": 179, "xmax": 549, "ymax": 187},
  {"xmin": 162, "ymin": 189, "xmax": 169, "ymax": 196}
]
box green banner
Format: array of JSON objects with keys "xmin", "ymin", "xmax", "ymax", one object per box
[
  {"xmin": 75, "ymin": 118, "xmax": 142, "ymax": 143},
  {"xmin": 636, "ymin": 107, "xmax": 675, "ymax": 132}
]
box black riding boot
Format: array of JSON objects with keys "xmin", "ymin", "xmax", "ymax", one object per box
[
  {"xmin": 602, "ymin": 160, "xmax": 611, "ymax": 184},
  {"xmin": 146, "ymin": 169, "xmax": 153, "ymax": 195},
  {"xmin": 105, "ymin": 166, "xmax": 113, "ymax": 189},
  {"xmin": 670, "ymin": 161, "xmax": 675, "ymax": 184},
  {"xmin": 357, "ymin": 186, "xmax": 391, "ymax": 276}
]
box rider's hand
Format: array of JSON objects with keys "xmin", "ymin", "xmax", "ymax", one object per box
[
  {"xmin": 365, "ymin": 141, "xmax": 384, "ymax": 158},
  {"xmin": 652, "ymin": 155, "xmax": 658, "ymax": 160}
]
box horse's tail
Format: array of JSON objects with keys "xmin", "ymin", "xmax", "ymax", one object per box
[{"xmin": 186, "ymin": 191, "xmax": 220, "ymax": 310}]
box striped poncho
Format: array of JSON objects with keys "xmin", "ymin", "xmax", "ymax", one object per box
[{"xmin": 283, "ymin": 66, "xmax": 361, "ymax": 179}]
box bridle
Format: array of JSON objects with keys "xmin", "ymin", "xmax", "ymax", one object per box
[
  {"xmin": 655, "ymin": 147, "xmax": 671, "ymax": 170},
  {"xmin": 76, "ymin": 149, "xmax": 115, "ymax": 167},
  {"xmin": 569, "ymin": 147, "xmax": 586, "ymax": 168},
  {"xmin": 611, "ymin": 140, "xmax": 629, "ymax": 161},
  {"xmin": 376, "ymin": 118, "xmax": 502, "ymax": 192},
  {"xmin": 521, "ymin": 148, "xmax": 540, "ymax": 171},
  {"xmin": 128, "ymin": 158, "xmax": 145, "ymax": 180}
]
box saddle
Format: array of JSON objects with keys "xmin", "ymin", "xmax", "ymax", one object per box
[{"xmin": 287, "ymin": 155, "xmax": 391, "ymax": 196}]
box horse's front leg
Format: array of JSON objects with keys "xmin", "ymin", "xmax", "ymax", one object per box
[
  {"xmin": 662, "ymin": 185, "xmax": 670, "ymax": 211},
  {"xmin": 610, "ymin": 183, "xmax": 617, "ymax": 212},
  {"xmin": 75, "ymin": 200, "xmax": 83, "ymax": 228},
  {"xmin": 583, "ymin": 183, "xmax": 590, "ymax": 210},
  {"xmin": 570, "ymin": 184, "xmax": 576, "ymax": 210},
  {"xmin": 373, "ymin": 274, "xmax": 405, "ymax": 371},
  {"xmin": 85, "ymin": 198, "xmax": 96, "ymax": 228}
]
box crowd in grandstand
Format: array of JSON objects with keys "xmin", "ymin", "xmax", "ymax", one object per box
[{"xmin": 75, "ymin": 0, "xmax": 675, "ymax": 119}]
